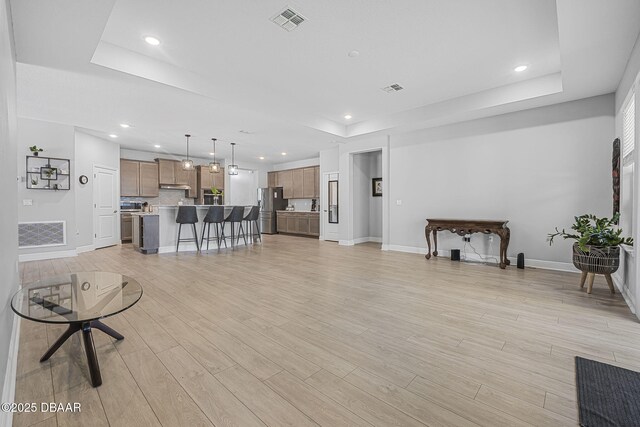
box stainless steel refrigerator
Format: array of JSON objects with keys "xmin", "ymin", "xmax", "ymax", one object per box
[{"xmin": 257, "ymin": 187, "xmax": 288, "ymax": 234}]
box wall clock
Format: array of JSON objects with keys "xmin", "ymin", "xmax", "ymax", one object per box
[{"xmin": 79, "ymin": 175, "xmax": 88, "ymax": 185}]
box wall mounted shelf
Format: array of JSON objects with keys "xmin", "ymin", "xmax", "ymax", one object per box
[{"xmin": 25, "ymin": 155, "xmax": 71, "ymax": 190}]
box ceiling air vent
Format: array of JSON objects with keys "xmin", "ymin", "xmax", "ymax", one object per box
[
  {"xmin": 382, "ymin": 83, "xmax": 404, "ymax": 93},
  {"xmin": 271, "ymin": 7, "xmax": 306, "ymax": 31}
]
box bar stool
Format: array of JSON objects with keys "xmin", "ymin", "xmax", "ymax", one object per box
[
  {"xmin": 201, "ymin": 205, "xmax": 227, "ymax": 250},
  {"xmin": 243, "ymin": 206, "xmax": 261, "ymax": 243},
  {"xmin": 175, "ymin": 206, "xmax": 200, "ymax": 252},
  {"xmin": 224, "ymin": 206, "xmax": 247, "ymax": 247}
]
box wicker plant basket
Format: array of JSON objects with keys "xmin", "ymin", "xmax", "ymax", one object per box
[{"xmin": 572, "ymin": 243, "xmax": 620, "ymax": 274}]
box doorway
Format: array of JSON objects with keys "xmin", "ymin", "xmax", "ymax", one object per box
[
  {"xmin": 322, "ymin": 172, "xmax": 339, "ymax": 241},
  {"xmin": 351, "ymin": 150, "xmax": 382, "ymax": 246},
  {"xmin": 93, "ymin": 165, "xmax": 119, "ymax": 249}
]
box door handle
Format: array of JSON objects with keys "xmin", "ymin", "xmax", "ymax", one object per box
[
  {"xmin": 323, "ymin": 210, "xmax": 328, "ymax": 212},
  {"xmin": 113, "ymin": 210, "xmax": 117, "ymax": 213}
]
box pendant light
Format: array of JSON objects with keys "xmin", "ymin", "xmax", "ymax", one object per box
[
  {"xmin": 209, "ymin": 138, "xmax": 220, "ymax": 173},
  {"xmin": 182, "ymin": 134, "xmax": 194, "ymax": 170},
  {"xmin": 228, "ymin": 142, "xmax": 239, "ymax": 175}
]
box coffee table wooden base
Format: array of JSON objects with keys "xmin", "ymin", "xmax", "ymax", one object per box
[{"xmin": 40, "ymin": 320, "xmax": 124, "ymax": 387}]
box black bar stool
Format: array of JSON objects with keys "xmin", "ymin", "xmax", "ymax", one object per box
[
  {"xmin": 175, "ymin": 206, "xmax": 200, "ymax": 252},
  {"xmin": 201, "ymin": 205, "xmax": 226, "ymax": 250},
  {"xmin": 224, "ymin": 206, "xmax": 247, "ymax": 247},
  {"xmin": 243, "ymin": 206, "xmax": 261, "ymax": 243}
]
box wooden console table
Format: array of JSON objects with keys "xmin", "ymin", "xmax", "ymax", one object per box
[{"xmin": 425, "ymin": 219, "xmax": 511, "ymax": 269}]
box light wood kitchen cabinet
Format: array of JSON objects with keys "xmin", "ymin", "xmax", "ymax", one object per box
[
  {"xmin": 197, "ymin": 166, "xmax": 213, "ymax": 190},
  {"xmin": 139, "ymin": 162, "xmax": 159, "ymax": 197},
  {"xmin": 268, "ymin": 172, "xmax": 276, "ymax": 187},
  {"xmin": 276, "ymin": 211, "xmax": 319, "ymax": 237},
  {"xmin": 173, "ymin": 162, "xmax": 190, "ymax": 185},
  {"xmin": 292, "ymin": 169, "xmax": 304, "ymax": 198},
  {"xmin": 278, "ymin": 170, "xmax": 293, "ymax": 199},
  {"xmin": 120, "ymin": 160, "xmax": 140, "ymax": 197},
  {"xmin": 314, "ymin": 166, "xmax": 320, "ymax": 198},
  {"xmin": 302, "ymin": 167, "xmax": 316, "ymax": 198},
  {"xmin": 212, "ymin": 168, "xmax": 225, "ymax": 191},
  {"xmin": 158, "ymin": 159, "xmax": 176, "ymax": 185},
  {"xmin": 187, "ymin": 169, "xmax": 197, "ymax": 198}
]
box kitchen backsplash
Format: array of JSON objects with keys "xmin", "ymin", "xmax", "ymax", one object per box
[
  {"xmin": 289, "ymin": 199, "xmax": 317, "ymax": 211},
  {"xmin": 121, "ymin": 189, "xmax": 194, "ymax": 206}
]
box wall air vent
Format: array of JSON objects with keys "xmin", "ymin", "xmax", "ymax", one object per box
[
  {"xmin": 19, "ymin": 221, "xmax": 66, "ymax": 248},
  {"xmin": 381, "ymin": 83, "xmax": 404, "ymax": 93},
  {"xmin": 271, "ymin": 7, "xmax": 306, "ymax": 31}
]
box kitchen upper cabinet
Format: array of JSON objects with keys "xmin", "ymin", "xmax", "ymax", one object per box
[
  {"xmin": 158, "ymin": 159, "xmax": 176, "ymax": 184},
  {"xmin": 302, "ymin": 167, "xmax": 316, "ymax": 198},
  {"xmin": 173, "ymin": 162, "xmax": 190, "ymax": 185},
  {"xmin": 139, "ymin": 162, "xmax": 159, "ymax": 197},
  {"xmin": 279, "ymin": 170, "xmax": 293, "ymax": 199},
  {"xmin": 268, "ymin": 172, "xmax": 276, "ymax": 187},
  {"xmin": 292, "ymin": 168, "xmax": 304, "ymax": 198},
  {"xmin": 187, "ymin": 170, "xmax": 197, "ymax": 198},
  {"xmin": 197, "ymin": 166, "xmax": 213, "ymax": 190},
  {"xmin": 120, "ymin": 160, "xmax": 140, "ymax": 197},
  {"xmin": 121, "ymin": 160, "xmax": 159, "ymax": 197},
  {"xmin": 314, "ymin": 166, "xmax": 319, "ymax": 198}
]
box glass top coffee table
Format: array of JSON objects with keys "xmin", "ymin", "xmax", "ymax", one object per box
[{"xmin": 11, "ymin": 272, "xmax": 143, "ymax": 387}]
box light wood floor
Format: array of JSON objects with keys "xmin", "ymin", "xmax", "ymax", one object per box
[{"xmin": 13, "ymin": 235, "xmax": 640, "ymax": 427}]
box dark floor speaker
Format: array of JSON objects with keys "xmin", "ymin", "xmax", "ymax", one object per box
[
  {"xmin": 517, "ymin": 253, "xmax": 525, "ymax": 269},
  {"xmin": 451, "ymin": 249, "xmax": 460, "ymax": 261}
]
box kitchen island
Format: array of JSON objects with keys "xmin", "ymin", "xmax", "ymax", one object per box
[{"xmin": 156, "ymin": 205, "xmax": 252, "ymax": 252}]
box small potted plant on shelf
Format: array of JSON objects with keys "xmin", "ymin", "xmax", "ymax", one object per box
[
  {"xmin": 548, "ymin": 212, "xmax": 633, "ymax": 277},
  {"xmin": 210, "ymin": 187, "xmax": 223, "ymax": 205},
  {"xmin": 29, "ymin": 145, "xmax": 43, "ymax": 156}
]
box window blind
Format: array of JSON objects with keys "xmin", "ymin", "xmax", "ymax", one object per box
[{"xmin": 623, "ymin": 94, "xmax": 635, "ymax": 161}]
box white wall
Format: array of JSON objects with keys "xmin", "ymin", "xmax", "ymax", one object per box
[
  {"xmin": 389, "ymin": 94, "xmax": 614, "ymax": 268},
  {"xmin": 228, "ymin": 169, "xmax": 258, "ymax": 206},
  {"xmin": 75, "ymin": 131, "xmax": 119, "ymax": 249},
  {"xmin": 614, "ymin": 30, "xmax": 640, "ymax": 317},
  {"xmin": 369, "ymin": 151, "xmax": 382, "ymax": 239},
  {"xmin": 272, "ymin": 157, "xmax": 319, "ymax": 171},
  {"xmin": 0, "ymin": 0, "xmax": 18, "ymax": 412},
  {"xmin": 17, "ymin": 118, "xmax": 77, "ymax": 255}
]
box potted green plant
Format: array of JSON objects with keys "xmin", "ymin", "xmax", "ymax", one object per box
[
  {"xmin": 29, "ymin": 145, "xmax": 43, "ymax": 156},
  {"xmin": 210, "ymin": 187, "xmax": 223, "ymax": 205},
  {"xmin": 548, "ymin": 213, "xmax": 632, "ymax": 276}
]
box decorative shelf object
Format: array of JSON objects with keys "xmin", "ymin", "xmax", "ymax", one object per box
[{"xmin": 26, "ymin": 156, "xmax": 71, "ymax": 190}]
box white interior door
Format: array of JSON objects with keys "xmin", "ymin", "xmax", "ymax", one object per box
[
  {"xmin": 323, "ymin": 172, "xmax": 339, "ymax": 241},
  {"xmin": 94, "ymin": 166, "xmax": 119, "ymax": 248}
]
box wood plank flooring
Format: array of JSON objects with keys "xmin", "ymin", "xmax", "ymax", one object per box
[{"xmin": 13, "ymin": 235, "xmax": 640, "ymax": 426}]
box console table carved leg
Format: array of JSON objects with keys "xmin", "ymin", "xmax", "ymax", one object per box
[
  {"xmin": 425, "ymin": 226, "xmax": 432, "ymax": 259},
  {"xmin": 432, "ymin": 230, "xmax": 438, "ymax": 257}
]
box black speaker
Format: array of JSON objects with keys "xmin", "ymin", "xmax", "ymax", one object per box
[
  {"xmin": 451, "ymin": 249, "xmax": 460, "ymax": 261},
  {"xmin": 517, "ymin": 253, "xmax": 525, "ymax": 269}
]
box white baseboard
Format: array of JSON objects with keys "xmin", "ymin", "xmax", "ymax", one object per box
[
  {"xmin": 612, "ymin": 274, "xmax": 636, "ymax": 315},
  {"xmin": 384, "ymin": 245, "xmax": 577, "ymax": 272},
  {"xmin": 76, "ymin": 244, "xmax": 95, "ymax": 254},
  {"xmin": 1, "ymin": 316, "xmax": 20, "ymax": 427},
  {"xmin": 18, "ymin": 249, "xmax": 77, "ymax": 262},
  {"xmin": 339, "ymin": 240, "xmax": 354, "ymax": 246},
  {"xmin": 352, "ymin": 237, "xmax": 382, "ymax": 245}
]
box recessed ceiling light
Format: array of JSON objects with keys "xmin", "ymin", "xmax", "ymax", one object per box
[
  {"xmin": 281, "ymin": 152, "xmax": 287, "ymax": 156},
  {"xmin": 344, "ymin": 114, "xmax": 352, "ymax": 120},
  {"xmin": 109, "ymin": 134, "xmax": 118, "ymax": 138},
  {"xmin": 514, "ymin": 65, "xmax": 528, "ymax": 72},
  {"xmin": 119, "ymin": 123, "xmax": 130, "ymax": 128},
  {"xmin": 209, "ymin": 152, "xmax": 215, "ymax": 156},
  {"xmin": 154, "ymin": 144, "xmax": 161, "ymax": 148},
  {"xmin": 259, "ymin": 156, "xmax": 265, "ymax": 160},
  {"xmin": 144, "ymin": 36, "xmax": 161, "ymax": 46}
]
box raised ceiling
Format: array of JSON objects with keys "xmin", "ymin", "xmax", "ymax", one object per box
[{"xmin": 10, "ymin": 0, "xmax": 640, "ymax": 162}]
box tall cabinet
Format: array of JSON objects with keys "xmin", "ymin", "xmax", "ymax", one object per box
[{"xmin": 120, "ymin": 159, "xmax": 159, "ymax": 197}]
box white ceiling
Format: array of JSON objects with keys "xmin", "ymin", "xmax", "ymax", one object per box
[{"xmin": 9, "ymin": 0, "xmax": 640, "ymax": 163}]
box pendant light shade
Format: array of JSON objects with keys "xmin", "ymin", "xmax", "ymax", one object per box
[
  {"xmin": 228, "ymin": 142, "xmax": 239, "ymax": 175},
  {"xmin": 182, "ymin": 134, "xmax": 194, "ymax": 170},
  {"xmin": 209, "ymin": 138, "xmax": 220, "ymax": 173}
]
